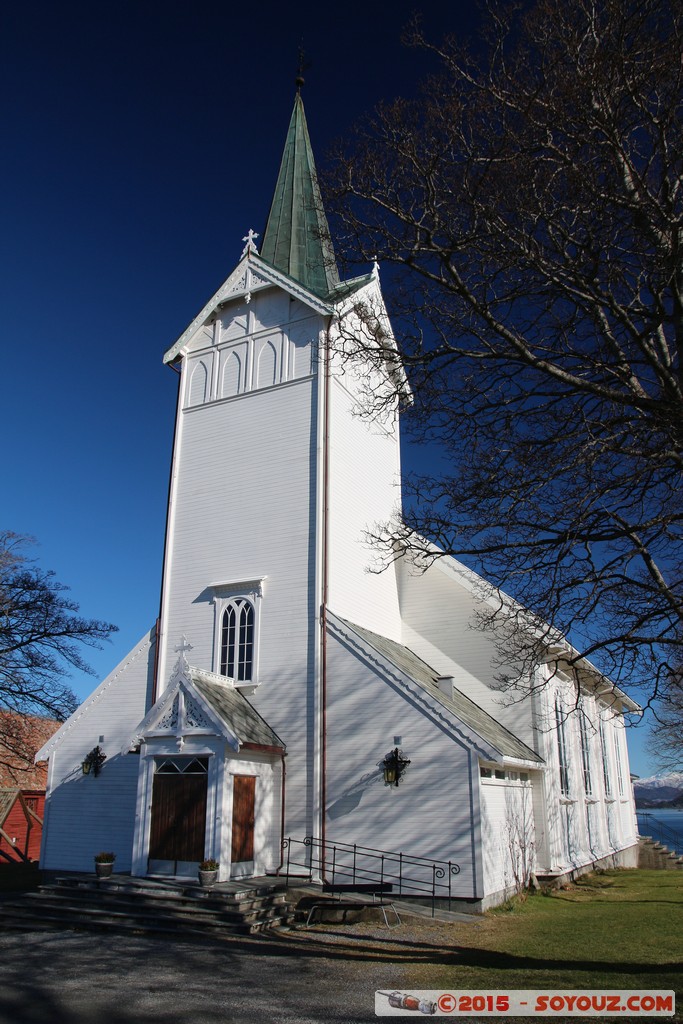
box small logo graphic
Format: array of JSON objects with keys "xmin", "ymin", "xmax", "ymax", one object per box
[{"xmin": 377, "ymin": 991, "xmax": 437, "ymax": 1015}]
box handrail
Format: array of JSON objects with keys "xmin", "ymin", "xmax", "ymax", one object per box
[
  {"xmin": 280, "ymin": 835, "xmax": 461, "ymax": 917},
  {"xmin": 637, "ymin": 811, "xmax": 683, "ymax": 855}
]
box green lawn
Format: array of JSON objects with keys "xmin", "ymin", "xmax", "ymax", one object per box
[{"xmin": 412, "ymin": 870, "xmax": 682, "ymax": 1010}]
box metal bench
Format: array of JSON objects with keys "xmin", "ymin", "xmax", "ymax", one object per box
[{"xmin": 305, "ymin": 896, "xmax": 401, "ymax": 928}]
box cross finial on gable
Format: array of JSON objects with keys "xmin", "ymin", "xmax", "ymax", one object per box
[
  {"xmin": 241, "ymin": 229, "xmax": 259, "ymax": 257},
  {"xmin": 175, "ymin": 636, "xmax": 193, "ymax": 656}
]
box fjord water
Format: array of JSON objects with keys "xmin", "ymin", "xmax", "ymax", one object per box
[{"xmin": 637, "ymin": 808, "xmax": 683, "ymax": 855}]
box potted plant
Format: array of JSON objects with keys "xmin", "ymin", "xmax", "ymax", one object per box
[
  {"xmin": 94, "ymin": 852, "xmax": 116, "ymax": 878},
  {"xmin": 198, "ymin": 858, "xmax": 219, "ymax": 887}
]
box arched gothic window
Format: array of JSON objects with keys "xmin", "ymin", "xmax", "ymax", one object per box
[
  {"xmin": 220, "ymin": 599, "xmax": 254, "ymax": 680},
  {"xmin": 555, "ymin": 698, "xmax": 570, "ymax": 797}
]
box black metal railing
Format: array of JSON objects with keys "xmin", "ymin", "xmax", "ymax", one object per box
[
  {"xmin": 280, "ymin": 835, "xmax": 461, "ymax": 917},
  {"xmin": 637, "ymin": 811, "xmax": 683, "ymax": 856}
]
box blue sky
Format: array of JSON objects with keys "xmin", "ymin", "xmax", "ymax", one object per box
[{"xmin": 1, "ymin": 0, "xmax": 658, "ymax": 776}]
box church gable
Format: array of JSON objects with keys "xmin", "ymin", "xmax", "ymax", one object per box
[
  {"xmin": 128, "ymin": 670, "xmax": 234, "ymax": 752},
  {"xmin": 127, "ymin": 659, "xmax": 284, "ymax": 756},
  {"xmin": 164, "ymin": 251, "xmax": 332, "ymax": 367},
  {"xmin": 178, "ymin": 267, "xmax": 327, "ymax": 409}
]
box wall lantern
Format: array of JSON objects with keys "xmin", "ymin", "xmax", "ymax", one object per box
[
  {"xmin": 382, "ymin": 747, "xmax": 411, "ymax": 787},
  {"xmin": 82, "ymin": 745, "xmax": 107, "ymax": 777}
]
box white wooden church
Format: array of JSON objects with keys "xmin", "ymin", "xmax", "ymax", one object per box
[{"xmin": 37, "ymin": 94, "xmax": 639, "ymax": 909}]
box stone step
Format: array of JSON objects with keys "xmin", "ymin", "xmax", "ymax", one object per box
[
  {"xmin": 52, "ymin": 876, "xmax": 284, "ymax": 902},
  {"xmin": 1, "ymin": 878, "xmax": 295, "ymax": 938},
  {"xmin": 1, "ymin": 898, "xmax": 294, "ymax": 936},
  {"xmin": 0, "ymin": 901, "xmax": 293, "ymax": 937},
  {"xmin": 19, "ymin": 892, "xmax": 289, "ymax": 927},
  {"xmin": 37, "ymin": 883, "xmax": 287, "ymax": 915}
]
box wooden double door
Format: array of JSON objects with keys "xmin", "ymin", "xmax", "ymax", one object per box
[
  {"xmin": 148, "ymin": 757, "xmax": 208, "ymax": 871},
  {"xmin": 148, "ymin": 758, "xmax": 257, "ymax": 876}
]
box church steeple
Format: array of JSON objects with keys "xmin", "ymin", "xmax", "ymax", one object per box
[{"xmin": 260, "ymin": 94, "xmax": 340, "ymax": 298}]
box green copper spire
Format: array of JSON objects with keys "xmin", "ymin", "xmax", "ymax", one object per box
[{"xmin": 260, "ymin": 94, "xmax": 340, "ymax": 298}]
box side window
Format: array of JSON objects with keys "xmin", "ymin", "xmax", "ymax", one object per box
[
  {"xmin": 578, "ymin": 708, "xmax": 593, "ymax": 796},
  {"xmin": 555, "ymin": 698, "xmax": 570, "ymax": 797},
  {"xmin": 211, "ymin": 577, "xmax": 265, "ymax": 685},
  {"xmin": 599, "ymin": 718, "xmax": 612, "ymax": 798},
  {"xmin": 220, "ymin": 598, "xmax": 254, "ymax": 680}
]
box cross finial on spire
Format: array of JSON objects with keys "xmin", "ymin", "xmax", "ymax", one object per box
[
  {"xmin": 241, "ymin": 229, "xmax": 259, "ymax": 257},
  {"xmin": 295, "ymin": 44, "xmax": 310, "ymax": 93}
]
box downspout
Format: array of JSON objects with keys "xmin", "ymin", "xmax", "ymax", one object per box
[
  {"xmin": 278, "ymin": 750, "xmax": 287, "ymax": 872},
  {"xmin": 152, "ymin": 357, "xmax": 182, "ymax": 703},
  {"xmin": 320, "ymin": 322, "xmax": 331, "ymax": 881}
]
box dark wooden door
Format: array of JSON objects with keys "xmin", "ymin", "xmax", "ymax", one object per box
[
  {"xmin": 149, "ymin": 772, "xmax": 207, "ymax": 862},
  {"xmin": 231, "ymin": 775, "xmax": 256, "ymax": 863}
]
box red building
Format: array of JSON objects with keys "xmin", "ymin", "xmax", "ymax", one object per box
[{"xmin": 0, "ymin": 714, "xmax": 59, "ymax": 865}]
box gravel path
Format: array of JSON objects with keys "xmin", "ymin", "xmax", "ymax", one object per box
[{"xmin": 0, "ymin": 915, "xmax": 475, "ymax": 1024}]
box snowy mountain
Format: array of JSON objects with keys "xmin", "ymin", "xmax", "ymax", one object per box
[{"xmin": 633, "ymin": 773, "xmax": 683, "ymax": 806}]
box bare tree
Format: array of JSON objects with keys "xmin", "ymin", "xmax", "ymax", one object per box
[
  {"xmin": 648, "ymin": 666, "xmax": 683, "ymax": 772},
  {"xmin": 0, "ymin": 532, "xmax": 117, "ymax": 772},
  {"xmin": 504, "ymin": 788, "xmax": 536, "ymax": 900},
  {"xmin": 326, "ymin": 0, "xmax": 683, "ymax": 706}
]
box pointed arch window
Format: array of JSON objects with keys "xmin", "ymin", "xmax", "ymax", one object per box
[
  {"xmin": 599, "ymin": 718, "xmax": 613, "ymax": 798},
  {"xmin": 210, "ymin": 577, "xmax": 266, "ymax": 687},
  {"xmin": 578, "ymin": 707, "xmax": 593, "ymax": 797},
  {"xmin": 220, "ymin": 599, "xmax": 254, "ymax": 680},
  {"xmin": 555, "ymin": 698, "xmax": 570, "ymax": 797}
]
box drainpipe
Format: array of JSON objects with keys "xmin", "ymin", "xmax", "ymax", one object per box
[
  {"xmin": 277, "ymin": 750, "xmax": 287, "ymax": 873},
  {"xmin": 320, "ymin": 323, "xmax": 331, "ymax": 882}
]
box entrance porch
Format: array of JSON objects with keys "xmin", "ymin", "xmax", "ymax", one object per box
[{"xmin": 126, "ymin": 659, "xmax": 285, "ymax": 881}]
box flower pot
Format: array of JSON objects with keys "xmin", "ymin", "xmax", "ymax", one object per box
[
  {"xmin": 198, "ymin": 869, "xmax": 218, "ymax": 887},
  {"xmin": 95, "ymin": 862, "xmax": 114, "ymax": 878}
]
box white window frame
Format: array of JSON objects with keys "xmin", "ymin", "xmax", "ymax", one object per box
[
  {"xmin": 599, "ymin": 716, "xmax": 613, "ymax": 800},
  {"xmin": 614, "ymin": 721, "xmax": 626, "ymax": 797},
  {"xmin": 578, "ymin": 704, "xmax": 594, "ymax": 797},
  {"xmin": 555, "ymin": 698, "xmax": 571, "ymax": 798},
  {"xmin": 209, "ymin": 577, "xmax": 266, "ymax": 690}
]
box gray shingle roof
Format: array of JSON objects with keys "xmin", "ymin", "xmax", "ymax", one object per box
[
  {"xmin": 192, "ymin": 677, "xmax": 285, "ymax": 750},
  {"xmin": 340, "ymin": 619, "xmax": 543, "ymax": 764}
]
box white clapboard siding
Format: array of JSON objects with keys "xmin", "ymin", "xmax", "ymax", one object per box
[
  {"xmin": 40, "ymin": 628, "xmax": 156, "ymax": 872},
  {"xmin": 222, "ymin": 752, "xmax": 281, "ymax": 876},
  {"xmin": 480, "ymin": 778, "xmax": 536, "ymax": 899},
  {"xmin": 326, "ymin": 625, "xmax": 482, "ymax": 898},
  {"xmin": 158, "ymin": 304, "xmax": 321, "ymax": 836},
  {"xmin": 398, "ymin": 559, "xmax": 537, "ymax": 749},
  {"xmin": 536, "ymin": 683, "xmax": 637, "ymax": 871},
  {"xmin": 327, "ymin": 370, "xmax": 403, "ymax": 641}
]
